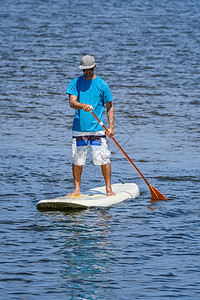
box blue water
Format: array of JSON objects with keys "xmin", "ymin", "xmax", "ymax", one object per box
[{"xmin": 1, "ymin": 0, "xmax": 200, "ymax": 299}]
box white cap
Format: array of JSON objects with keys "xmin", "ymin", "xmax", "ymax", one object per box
[{"xmin": 79, "ymin": 55, "xmax": 95, "ymax": 69}]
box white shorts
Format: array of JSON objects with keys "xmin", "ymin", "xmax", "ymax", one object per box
[{"xmin": 72, "ymin": 131, "xmax": 111, "ymax": 166}]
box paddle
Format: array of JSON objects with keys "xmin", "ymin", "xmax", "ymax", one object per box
[{"xmin": 91, "ymin": 111, "xmax": 168, "ymax": 201}]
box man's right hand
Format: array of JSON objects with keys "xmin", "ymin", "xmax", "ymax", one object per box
[{"xmin": 83, "ymin": 104, "xmax": 94, "ymax": 112}]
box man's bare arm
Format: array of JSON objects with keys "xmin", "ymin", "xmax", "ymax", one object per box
[
  {"xmin": 106, "ymin": 101, "xmax": 114, "ymax": 138},
  {"xmin": 69, "ymin": 94, "xmax": 94, "ymax": 112}
]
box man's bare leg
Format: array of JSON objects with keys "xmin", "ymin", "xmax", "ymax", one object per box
[
  {"xmin": 67, "ymin": 164, "xmax": 82, "ymax": 197},
  {"xmin": 101, "ymin": 163, "xmax": 115, "ymax": 196}
]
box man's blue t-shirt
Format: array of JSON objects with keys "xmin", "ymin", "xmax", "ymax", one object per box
[{"xmin": 66, "ymin": 75, "xmax": 113, "ymax": 132}]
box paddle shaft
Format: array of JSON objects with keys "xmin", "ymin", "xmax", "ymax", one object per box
[{"xmin": 91, "ymin": 111, "xmax": 150, "ymax": 187}]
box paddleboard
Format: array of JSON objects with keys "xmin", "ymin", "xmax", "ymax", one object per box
[{"xmin": 37, "ymin": 182, "xmax": 140, "ymax": 211}]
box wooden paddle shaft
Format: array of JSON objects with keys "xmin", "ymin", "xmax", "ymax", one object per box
[{"xmin": 90, "ymin": 111, "xmax": 150, "ymax": 187}]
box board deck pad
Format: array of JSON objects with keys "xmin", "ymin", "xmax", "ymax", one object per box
[{"xmin": 37, "ymin": 182, "xmax": 140, "ymax": 211}]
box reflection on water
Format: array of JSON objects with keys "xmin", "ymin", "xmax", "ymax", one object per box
[{"xmin": 52, "ymin": 210, "xmax": 116, "ymax": 298}]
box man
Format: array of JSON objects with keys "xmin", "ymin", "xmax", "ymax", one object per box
[{"xmin": 66, "ymin": 54, "xmax": 115, "ymax": 197}]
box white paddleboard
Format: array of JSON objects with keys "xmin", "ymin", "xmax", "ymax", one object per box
[{"xmin": 37, "ymin": 183, "xmax": 140, "ymax": 211}]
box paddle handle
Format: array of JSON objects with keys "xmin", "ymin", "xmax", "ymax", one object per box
[{"xmin": 90, "ymin": 111, "xmax": 150, "ymax": 187}]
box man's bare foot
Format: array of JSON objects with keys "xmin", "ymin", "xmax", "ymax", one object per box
[
  {"xmin": 67, "ymin": 190, "xmax": 81, "ymax": 198},
  {"xmin": 106, "ymin": 187, "xmax": 116, "ymax": 197}
]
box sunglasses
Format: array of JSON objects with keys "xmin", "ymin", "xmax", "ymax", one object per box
[{"xmin": 83, "ymin": 67, "xmax": 94, "ymax": 72}]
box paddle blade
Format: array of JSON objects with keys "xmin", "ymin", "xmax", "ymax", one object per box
[{"xmin": 149, "ymin": 185, "xmax": 168, "ymax": 201}]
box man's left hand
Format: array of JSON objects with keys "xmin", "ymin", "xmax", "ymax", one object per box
[{"xmin": 107, "ymin": 127, "xmax": 114, "ymax": 138}]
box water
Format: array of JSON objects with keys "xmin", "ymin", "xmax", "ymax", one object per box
[{"xmin": 1, "ymin": 0, "xmax": 200, "ymax": 299}]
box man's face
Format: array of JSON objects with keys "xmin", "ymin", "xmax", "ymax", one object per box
[{"xmin": 83, "ymin": 66, "xmax": 96, "ymax": 79}]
